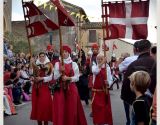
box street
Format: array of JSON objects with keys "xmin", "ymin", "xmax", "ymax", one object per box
[{"xmin": 4, "ymin": 85, "xmax": 126, "ymax": 125}]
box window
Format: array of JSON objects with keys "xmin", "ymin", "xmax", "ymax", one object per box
[{"xmin": 89, "ymin": 30, "xmax": 97, "ymax": 43}]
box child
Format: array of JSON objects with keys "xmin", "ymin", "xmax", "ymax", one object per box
[{"xmin": 129, "ymin": 71, "xmax": 151, "ymax": 125}]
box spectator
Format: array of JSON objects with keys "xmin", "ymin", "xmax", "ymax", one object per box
[
  {"xmin": 10, "ymin": 72, "xmax": 22, "ymax": 105},
  {"xmin": 118, "ymin": 41, "xmax": 140, "ymax": 73},
  {"xmin": 4, "ymin": 67, "xmax": 13, "ymax": 101},
  {"xmin": 150, "ymin": 45, "xmax": 157, "ymax": 125},
  {"xmin": 7, "ymin": 45, "xmax": 14, "ymax": 59},
  {"xmin": 4, "ymin": 89, "xmax": 17, "ymax": 115},
  {"xmin": 121, "ymin": 39, "xmax": 155, "ymax": 125},
  {"xmin": 20, "ymin": 65, "xmax": 31, "ymax": 94},
  {"xmin": 117, "ymin": 52, "xmax": 130, "ymax": 82},
  {"xmin": 129, "ymin": 71, "xmax": 150, "ymax": 125},
  {"xmin": 4, "ymin": 58, "xmax": 11, "ymax": 71}
]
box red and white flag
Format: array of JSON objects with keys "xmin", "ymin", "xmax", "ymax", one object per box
[
  {"xmin": 104, "ymin": 0, "xmax": 149, "ymax": 40},
  {"xmin": 50, "ymin": 0, "xmax": 75, "ymax": 26},
  {"xmin": 22, "ymin": 1, "xmax": 59, "ymax": 38}
]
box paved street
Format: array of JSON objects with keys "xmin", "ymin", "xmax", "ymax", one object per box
[{"xmin": 4, "ymin": 85, "xmax": 126, "ymax": 125}]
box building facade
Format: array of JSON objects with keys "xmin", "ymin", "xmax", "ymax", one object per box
[
  {"xmin": 4, "ymin": 0, "xmax": 12, "ymax": 33},
  {"xmin": 11, "ymin": 1, "xmax": 89, "ymax": 54},
  {"xmin": 81, "ymin": 22, "xmax": 134, "ymax": 60}
]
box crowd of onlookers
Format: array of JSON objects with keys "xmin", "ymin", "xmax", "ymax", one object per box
[
  {"xmin": 4, "ymin": 51, "xmax": 33, "ymax": 115},
  {"xmin": 3, "ymin": 39, "xmax": 34, "ymax": 115}
]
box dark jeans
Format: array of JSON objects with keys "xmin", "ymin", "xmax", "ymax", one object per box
[
  {"xmin": 23, "ymin": 81, "xmax": 31, "ymax": 94},
  {"xmin": 123, "ymin": 101, "xmax": 130, "ymax": 125},
  {"xmin": 110, "ymin": 75, "xmax": 119, "ymax": 89},
  {"xmin": 12, "ymin": 84, "xmax": 22, "ymax": 104},
  {"xmin": 151, "ymin": 119, "xmax": 156, "ymax": 125}
]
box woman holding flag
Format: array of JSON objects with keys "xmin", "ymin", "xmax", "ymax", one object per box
[
  {"xmin": 53, "ymin": 45, "xmax": 87, "ymax": 125},
  {"xmin": 30, "ymin": 52, "xmax": 53, "ymax": 125},
  {"xmin": 91, "ymin": 53, "xmax": 113, "ymax": 125}
]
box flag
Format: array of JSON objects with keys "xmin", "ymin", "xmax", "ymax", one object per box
[
  {"xmin": 112, "ymin": 43, "xmax": 117, "ymax": 50},
  {"xmin": 50, "ymin": 0, "xmax": 75, "ymax": 26},
  {"xmin": 103, "ymin": 0, "xmax": 149, "ymax": 40},
  {"xmin": 22, "ymin": 1, "xmax": 59, "ymax": 38}
]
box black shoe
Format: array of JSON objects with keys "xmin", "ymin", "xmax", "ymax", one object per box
[
  {"xmin": 4, "ymin": 113, "xmax": 11, "ymax": 116},
  {"xmin": 14, "ymin": 101, "xmax": 22, "ymax": 105}
]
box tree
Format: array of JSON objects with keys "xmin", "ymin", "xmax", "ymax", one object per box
[{"xmin": 4, "ymin": 31, "xmax": 34, "ymax": 54}]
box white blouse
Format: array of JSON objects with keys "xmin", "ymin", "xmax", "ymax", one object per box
[
  {"xmin": 54, "ymin": 61, "xmax": 79, "ymax": 83},
  {"xmin": 30, "ymin": 57, "xmax": 53, "ymax": 83},
  {"xmin": 92, "ymin": 62, "xmax": 113, "ymax": 86}
]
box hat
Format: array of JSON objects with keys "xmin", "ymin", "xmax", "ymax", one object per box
[
  {"xmin": 46, "ymin": 44, "xmax": 53, "ymax": 51},
  {"xmin": 91, "ymin": 43, "xmax": 99, "ymax": 49},
  {"xmin": 63, "ymin": 45, "xmax": 71, "ymax": 54}
]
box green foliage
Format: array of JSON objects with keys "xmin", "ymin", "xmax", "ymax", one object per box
[
  {"xmin": 4, "ymin": 31, "xmax": 34, "ymax": 54},
  {"xmin": 12, "ymin": 40, "xmax": 30, "ymax": 54}
]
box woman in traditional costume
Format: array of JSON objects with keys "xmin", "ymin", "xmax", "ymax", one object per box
[
  {"xmin": 53, "ymin": 45, "xmax": 87, "ymax": 125},
  {"xmin": 91, "ymin": 53, "xmax": 113, "ymax": 125},
  {"xmin": 30, "ymin": 52, "xmax": 53, "ymax": 125}
]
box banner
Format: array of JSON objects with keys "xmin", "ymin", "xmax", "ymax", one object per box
[
  {"xmin": 51, "ymin": 0, "xmax": 75, "ymax": 26},
  {"xmin": 22, "ymin": 1, "xmax": 59, "ymax": 38},
  {"xmin": 102, "ymin": 0, "xmax": 150, "ymax": 40}
]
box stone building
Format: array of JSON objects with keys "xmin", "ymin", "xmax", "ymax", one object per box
[
  {"xmin": 11, "ymin": 0, "xmax": 89, "ymax": 53},
  {"xmin": 10, "ymin": 0, "xmax": 134, "ymax": 58},
  {"xmin": 4, "ymin": 0, "xmax": 12, "ymax": 33},
  {"xmin": 81, "ymin": 22, "xmax": 134, "ymax": 60}
]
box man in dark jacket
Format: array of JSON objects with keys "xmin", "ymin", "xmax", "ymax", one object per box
[{"xmin": 121, "ymin": 40, "xmax": 156, "ymax": 125}]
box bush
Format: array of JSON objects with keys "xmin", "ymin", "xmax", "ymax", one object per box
[{"xmin": 4, "ymin": 32, "xmax": 34, "ymax": 54}]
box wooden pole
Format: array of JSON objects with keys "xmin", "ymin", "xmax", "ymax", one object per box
[
  {"xmin": 22, "ymin": 0, "xmax": 32, "ymax": 56},
  {"xmin": 59, "ymin": 27, "xmax": 64, "ymax": 66},
  {"xmin": 79, "ymin": 12, "xmax": 82, "ymax": 68},
  {"xmin": 101, "ymin": 0, "xmax": 108, "ymax": 93}
]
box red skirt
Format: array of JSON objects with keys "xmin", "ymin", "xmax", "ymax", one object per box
[
  {"xmin": 52, "ymin": 83, "xmax": 87, "ymax": 125},
  {"xmin": 65, "ymin": 84, "xmax": 87, "ymax": 125},
  {"xmin": 92, "ymin": 91, "xmax": 113, "ymax": 125},
  {"xmin": 52, "ymin": 88, "xmax": 65, "ymax": 125},
  {"xmin": 30, "ymin": 84, "xmax": 52, "ymax": 121}
]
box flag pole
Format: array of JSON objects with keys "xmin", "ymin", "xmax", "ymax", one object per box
[
  {"xmin": 101, "ymin": 0, "xmax": 108, "ymax": 93},
  {"xmin": 59, "ymin": 27, "xmax": 64, "ymax": 66},
  {"xmin": 79, "ymin": 12, "xmax": 82, "ymax": 68},
  {"xmin": 22, "ymin": 0, "xmax": 32, "ymax": 56}
]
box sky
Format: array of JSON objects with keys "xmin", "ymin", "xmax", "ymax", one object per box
[
  {"xmin": 12, "ymin": 0, "xmax": 102, "ymax": 22},
  {"xmin": 12, "ymin": 0, "xmax": 157, "ymax": 43}
]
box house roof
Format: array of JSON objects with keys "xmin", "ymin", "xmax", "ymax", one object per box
[{"xmin": 82, "ymin": 22, "xmax": 103, "ymax": 29}]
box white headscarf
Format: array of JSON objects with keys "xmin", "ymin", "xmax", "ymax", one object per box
[
  {"xmin": 36, "ymin": 56, "xmax": 50, "ymax": 65},
  {"xmin": 63, "ymin": 55, "xmax": 72, "ymax": 64},
  {"xmin": 96, "ymin": 52, "xmax": 106, "ymax": 68}
]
